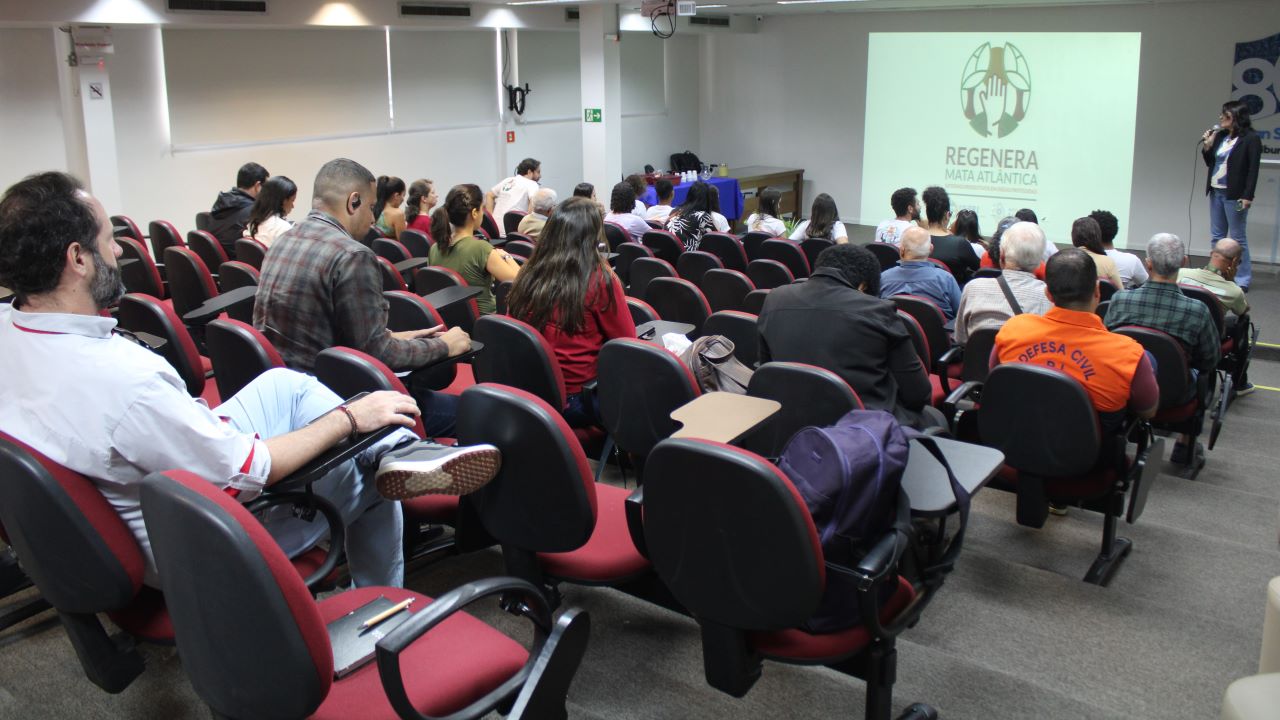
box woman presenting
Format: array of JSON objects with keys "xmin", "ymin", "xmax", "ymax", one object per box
[{"xmin": 1202, "ymin": 100, "xmax": 1262, "ymax": 291}]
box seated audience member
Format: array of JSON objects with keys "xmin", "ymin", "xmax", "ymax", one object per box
[
  {"xmin": 1178, "ymin": 237, "xmax": 1253, "ymax": 395},
  {"xmin": 981, "ymin": 215, "xmax": 1020, "ymax": 269},
  {"xmin": 707, "ymin": 185, "xmax": 731, "ymax": 232},
  {"xmin": 744, "ymin": 188, "xmax": 787, "ymax": 237},
  {"xmin": 209, "ymin": 161, "xmax": 269, "ymax": 256},
  {"xmin": 486, "ymin": 158, "xmax": 542, "ymax": 235},
  {"xmin": 404, "ymin": 178, "xmax": 438, "ymax": 235},
  {"xmin": 374, "ymin": 175, "xmax": 407, "ymax": 239},
  {"xmin": 573, "ymin": 182, "xmax": 607, "ymax": 217},
  {"xmin": 1071, "ymin": 216, "xmax": 1124, "ymax": 290},
  {"xmin": 954, "ymin": 221, "xmax": 1052, "ymax": 343},
  {"xmin": 430, "ymin": 184, "xmax": 521, "ymax": 315},
  {"xmin": 789, "ymin": 193, "xmax": 848, "ymax": 244},
  {"xmin": 875, "ymin": 187, "xmax": 919, "ymax": 245},
  {"xmin": 758, "ymin": 244, "xmax": 940, "ymax": 429},
  {"xmin": 1106, "ymin": 233, "xmax": 1219, "ymax": 464},
  {"xmin": 255, "ymin": 158, "xmax": 473, "ymax": 436},
  {"xmin": 507, "ymin": 197, "xmax": 636, "ymax": 427},
  {"xmin": 604, "ymin": 182, "xmax": 651, "ymax": 242},
  {"xmin": 645, "ymin": 179, "xmax": 676, "ymax": 223},
  {"xmin": 243, "ymin": 175, "xmax": 297, "ymax": 248},
  {"xmin": 994, "ymin": 248, "xmax": 1158, "ymax": 431},
  {"xmin": 517, "ymin": 188, "xmax": 557, "ymax": 240},
  {"xmin": 951, "ymin": 209, "xmax": 989, "ymax": 262},
  {"xmin": 0, "ymin": 171, "xmax": 501, "ymax": 589},
  {"xmin": 920, "ymin": 186, "xmax": 980, "ymax": 282},
  {"xmin": 879, "ymin": 226, "xmax": 962, "ymax": 323},
  {"xmin": 1016, "ymin": 207, "xmax": 1059, "ymax": 261},
  {"xmin": 626, "ymin": 174, "xmax": 648, "ymax": 216},
  {"xmin": 666, "ymin": 181, "xmax": 718, "ymax": 252},
  {"xmin": 1092, "ymin": 208, "xmax": 1147, "ymax": 288}
]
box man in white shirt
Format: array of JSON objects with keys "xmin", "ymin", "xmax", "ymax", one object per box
[
  {"xmin": 1091, "ymin": 209, "xmax": 1148, "ymax": 289},
  {"xmin": 874, "ymin": 187, "xmax": 920, "ymax": 245},
  {"xmin": 485, "ymin": 158, "xmax": 542, "ymax": 237},
  {"xmin": 0, "ymin": 172, "xmax": 501, "ymax": 589},
  {"xmin": 645, "ymin": 179, "xmax": 676, "ymax": 224}
]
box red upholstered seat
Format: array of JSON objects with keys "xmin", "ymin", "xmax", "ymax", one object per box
[
  {"xmin": 995, "ymin": 464, "xmax": 1121, "ymax": 500},
  {"xmin": 749, "ymin": 577, "xmax": 917, "ymax": 662},
  {"xmin": 538, "ymin": 483, "xmax": 650, "ymax": 583},
  {"xmin": 107, "ymin": 587, "xmax": 174, "ymax": 643},
  {"xmin": 312, "ymin": 587, "xmax": 529, "ymax": 720},
  {"xmin": 929, "ymin": 373, "xmax": 945, "ymax": 406}
]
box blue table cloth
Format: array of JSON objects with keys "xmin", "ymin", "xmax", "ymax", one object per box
[{"xmin": 640, "ymin": 176, "xmax": 744, "ymax": 220}]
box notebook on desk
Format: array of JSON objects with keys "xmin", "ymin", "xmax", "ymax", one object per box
[{"xmin": 327, "ymin": 595, "xmax": 414, "ymax": 678}]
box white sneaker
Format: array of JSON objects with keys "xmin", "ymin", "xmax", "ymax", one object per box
[{"xmin": 375, "ymin": 443, "xmax": 501, "ymax": 500}]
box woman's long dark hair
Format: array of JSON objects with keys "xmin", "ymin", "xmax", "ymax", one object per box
[
  {"xmin": 374, "ymin": 175, "xmax": 405, "ymax": 223},
  {"xmin": 753, "ymin": 188, "xmax": 782, "ymax": 227},
  {"xmin": 952, "ymin": 209, "xmax": 986, "ymax": 250},
  {"xmin": 806, "ymin": 193, "xmax": 839, "ymax": 239},
  {"xmin": 1071, "ymin": 216, "xmax": 1106, "ymax": 255},
  {"xmin": 506, "ymin": 196, "xmax": 614, "ymax": 334},
  {"xmin": 430, "ymin": 184, "xmax": 482, "ymax": 254},
  {"xmin": 670, "ymin": 181, "xmax": 711, "ymax": 220},
  {"xmin": 1222, "ymin": 100, "xmax": 1253, "ymax": 137},
  {"xmin": 245, "ymin": 175, "xmax": 296, "ymax": 237},
  {"xmin": 404, "ymin": 178, "xmax": 433, "ymax": 224}
]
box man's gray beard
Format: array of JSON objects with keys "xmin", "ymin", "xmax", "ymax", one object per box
[{"xmin": 90, "ymin": 250, "xmax": 126, "ymax": 310}]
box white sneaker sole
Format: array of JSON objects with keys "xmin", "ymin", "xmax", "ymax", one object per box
[{"xmin": 376, "ymin": 448, "xmax": 502, "ymax": 500}]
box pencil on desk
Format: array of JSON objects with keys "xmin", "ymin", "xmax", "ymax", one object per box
[{"xmin": 359, "ymin": 598, "xmax": 414, "ymax": 632}]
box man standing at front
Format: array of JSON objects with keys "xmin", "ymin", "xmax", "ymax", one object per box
[
  {"xmin": 486, "ymin": 158, "xmax": 541, "ymax": 237},
  {"xmin": 255, "ymin": 158, "xmax": 472, "ymax": 437}
]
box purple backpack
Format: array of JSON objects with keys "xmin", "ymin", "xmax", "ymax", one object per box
[{"xmin": 778, "ymin": 409, "xmax": 912, "ymax": 632}]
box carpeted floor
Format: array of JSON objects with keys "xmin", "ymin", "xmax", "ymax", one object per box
[{"xmin": 1, "ymin": 270, "xmax": 1277, "ymax": 720}]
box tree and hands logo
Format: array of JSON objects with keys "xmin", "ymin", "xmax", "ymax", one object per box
[{"xmin": 962, "ymin": 43, "xmax": 1031, "ymax": 138}]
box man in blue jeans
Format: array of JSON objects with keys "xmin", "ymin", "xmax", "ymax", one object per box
[{"xmin": 0, "ymin": 172, "xmax": 499, "ymax": 588}]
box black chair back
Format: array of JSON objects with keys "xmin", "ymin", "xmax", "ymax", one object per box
[
  {"xmin": 375, "ymin": 256, "xmax": 408, "ymax": 292},
  {"xmin": 217, "ymin": 261, "xmax": 260, "ymax": 292},
  {"xmin": 597, "ymin": 338, "xmax": 700, "ymax": 458},
  {"xmin": 701, "ymin": 269, "xmax": 755, "ymax": 313},
  {"xmin": 702, "ymin": 310, "xmax": 759, "ymax": 368},
  {"xmin": 164, "ymin": 246, "xmax": 219, "ymax": 319},
  {"xmin": 457, "ymin": 384, "xmax": 595, "ymax": 552},
  {"xmin": 400, "ymin": 228, "xmax": 432, "ymax": 258},
  {"xmin": 194, "ymin": 211, "xmax": 212, "ymax": 232},
  {"xmin": 897, "ymin": 310, "xmax": 930, "ymax": 367},
  {"xmin": 645, "ymin": 277, "xmax": 712, "ymax": 337},
  {"xmin": 626, "ymin": 297, "xmax": 660, "ymax": 326},
  {"xmin": 799, "ymin": 238, "xmax": 834, "ymax": 270},
  {"xmin": 148, "ymin": 220, "xmax": 184, "ymax": 256},
  {"xmin": 761, "ymin": 239, "xmax": 811, "ymax": 279},
  {"xmin": 111, "ymin": 215, "xmax": 145, "ymax": 244},
  {"xmin": 699, "ymin": 232, "xmax": 749, "ymax": 272},
  {"xmin": 603, "ymin": 223, "xmax": 629, "ymax": 252},
  {"xmin": 973, "ymin": 267, "xmax": 1002, "ymax": 280},
  {"xmin": 505, "ymin": 240, "xmax": 536, "ymax": 260},
  {"xmin": 676, "ymin": 250, "xmax": 724, "ymax": 288},
  {"xmin": 746, "ymin": 259, "xmax": 794, "ymax": 290},
  {"xmin": 641, "ymin": 230, "xmax": 684, "ymax": 265},
  {"xmin": 186, "ymin": 230, "xmax": 229, "ymax": 275},
  {"xmin": 961, "ymin": 327, "xmax": 999, "ymax": 383},
  {"xmin": 629, "ymin": 257, "xmax": 676, "ymax": 300},
  {"xmin": 372, "ymin": 237, "xmax": 411, "ymax": 264},
  {"xmin": 117, "ymin": 294, "xmax": 207, "ymax": 398},
  {"xmin": 235, "ymin": 238, "xmax": 268, "ymax": 269},
  {"xmin": 1179, "ymin": 284, "xmax": 1227, "ymax": 338},
  {"xmin": 471, "ymin": 315, "xmax": 566, "ymax": 410},
  {"xmin": 866, "ymin": 243, "xmax": 901, "ymax": 271},
  {"xmin": 503, "ymin": 210, "xmax": 527, "ymax": 235},
  {"xmin": 481, "ymin": 210, "xmax": 502, "ymax": 240},
  {"xmin": 644, "ymin": 438, "xmax": 823, "ymax": 628},
  {"xmin": 1098, "ymin": 279, "xmax": 1119, "ymax": 302},
  {"xmin": 1095, "ymin": 300, "xmax": 1110, "ymax": 322},
  {"xmin": 1113, "ymin": 326, "xmax": 1191, "ymax": 410},
  {"xmin": 743, "ymin": 362, "xmax": 862, "ymax": 459},
  {"xmin": 890, "ymin": 295, "xmax": 950, "ymax": 367},
  {"xmin": 614, "ymin": 242, "xmax": 654, "ymax": 288},
  {"xmin": 506, "ymin": 231, "xmax": 535, "ymax": 245},
  {"xmin": 979, "ymin": 364, "xmax": 1100, "ymax": 477},
  {"xmin": 205, "ymin": 319, "xmax": 284, "ymax": 400},
  {"xmin": 117, "ymin": 237, "xmax": 166, "ymax": 298},
  {"xmin": 384, "ymin": 291, "xmax": 456, "ymax": 391},
  {"xmin": 743, "ymin": 288, "xmax": 771, "ymax": 315},
  {"xmin": 741, "ymin": 232, "xmax": 772, "ymax": 262},
  {"xmin": 413, "ymin": 266, "xmax": 478, "ymax": 333}
]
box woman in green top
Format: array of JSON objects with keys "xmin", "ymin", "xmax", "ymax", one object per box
[
  {"xmin": 429, "ymin": 184, "xmax": 520, "ymax": 314},
  {"xmin": 374, "ymin": 175, "xmax": 406, "ymax": 239}
]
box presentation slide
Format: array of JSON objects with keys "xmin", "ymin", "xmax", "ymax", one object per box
[{"xmin": 860, "ymin": 32, "xmax": 1143, "ymax": 248}]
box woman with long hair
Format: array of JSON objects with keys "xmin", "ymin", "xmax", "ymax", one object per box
[
  {"xmin": 1071, "ymin": 216, "xmax": 1123, "ymax": 290},
  {"xmin": 788, "ymin": 193, "xmax": 848, "ymax": 243},
  {"xmin": 373, "ymin": 175, "xmax": 407, "ymax": 239},
  {"xmin": 507, "ymin": 196, "xmax": 635, "ymax": 427},
  {"xmin": 428, "ymin": 184, "xmax": 520, "ymax": 314},
  {"xmin": 665, "ymin": 181, "xmax": 717, "ymax": 251},
  {"xmin": 745, "ymin": 187, "xmax": 787, "ymax": 237},
  {"xmin": 404, "ymin": 179, "xmax": 437, "ymax": 235},
  {"xmin": 242, "ymin": 175, "xmax": 297, "ymax": 247},
  {"xmin": 1201, "ymin": 99, "xmax": 1263, "ymax": 290},
  {"xmin": 950, "ymin": 209, "xmax": 989, "ymax": 262}
]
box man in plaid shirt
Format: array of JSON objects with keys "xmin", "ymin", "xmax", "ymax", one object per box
[
  {"xmin": 1106, "ymin": 233, "xmax": 1219, "ymax": 467},
  {"xmin": 255, "ymin": 158, "xmax": 472, "ymax": 437}
]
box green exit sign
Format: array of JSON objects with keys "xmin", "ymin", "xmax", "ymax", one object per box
[{"xmin": 584, "ymin": 108, "xmax": 602, "ymax": 123}]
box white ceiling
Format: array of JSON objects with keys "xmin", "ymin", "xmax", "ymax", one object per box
[{"xmin": 487, "ymin": 0, "xmax": 1205, "ymax": 18}]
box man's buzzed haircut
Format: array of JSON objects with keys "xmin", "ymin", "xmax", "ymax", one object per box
[
  {"xmin": 1045, "ymin": 248, "xmax": 1097, "ymax": 309},
  {"xmin": 313, "ymin": 158, "xmax": 376, "ymax": 208},
  {"xmin": 0, "ymin": 171, "xmax": 100, "ymax": 303},
  {"xmin": 814, "ymin": 243, "xmax": 882, "ymax": 296}
]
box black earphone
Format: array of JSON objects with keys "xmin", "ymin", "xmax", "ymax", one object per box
[{"xmin": 350, "ymin": 193, "xmax": 362, "ymax": 210}]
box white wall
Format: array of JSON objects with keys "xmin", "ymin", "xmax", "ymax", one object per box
[
  {"xmin": 699, "ymin": 0, "xmax": 1280, "ymax": 256},
  {"xmin": 0, "ymin": 29, "xmax": 69, "ymax": 193}
]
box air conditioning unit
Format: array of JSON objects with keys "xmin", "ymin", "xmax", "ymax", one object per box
[{"xmin": 168, "ymin": 0, "xmax": 267, "ymax": 12}]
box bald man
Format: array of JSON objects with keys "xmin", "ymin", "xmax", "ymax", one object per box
[
  {"xmin": 878, "ymin": 225, "xmax": 962, "ymax": 322},
  {"xmin": 1178, "ymin": 238, "xmax": 1249, "ymax": 316}
]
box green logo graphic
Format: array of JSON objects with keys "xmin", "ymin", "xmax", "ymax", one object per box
[{"xmin": 961, "ymin": 42, "xmax": 1031, "ymax": 138}]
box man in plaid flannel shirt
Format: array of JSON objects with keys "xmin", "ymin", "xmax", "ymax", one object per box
[
  {"xmin": 1106, "ymin": 233, "xmax": 1219, "ymax": 467},
  {"xmin": 255, "ymin": 158, "xmax": 472, "ymax": 437}
]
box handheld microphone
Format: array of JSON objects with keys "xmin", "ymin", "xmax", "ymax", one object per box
[{"xmin": 1199, "ymin": 123, "xmax": 1220, "ymax": 145}]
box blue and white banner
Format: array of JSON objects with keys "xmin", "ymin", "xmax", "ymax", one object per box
[{"xmin": 1234, "ymin": 32, "xmax": 1280, "ymax": 155}]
